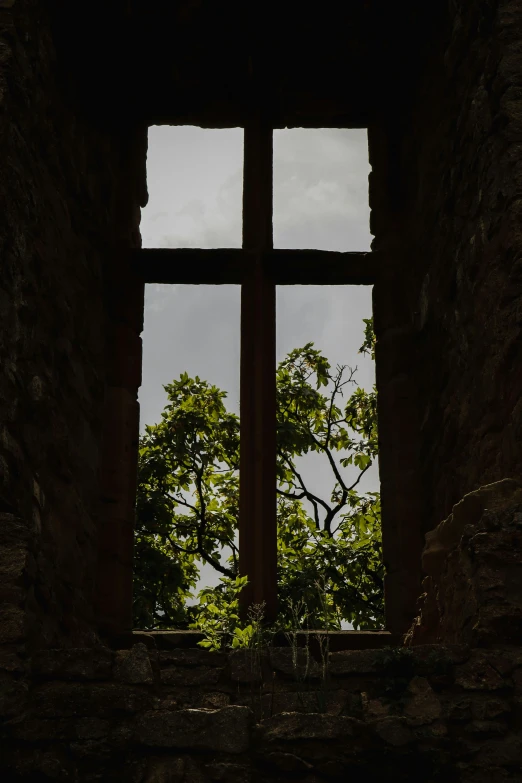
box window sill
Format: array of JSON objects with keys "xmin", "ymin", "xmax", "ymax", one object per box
[{"xmin": 122, "ymin": 629, "xmax": 401, "ymax": 651}]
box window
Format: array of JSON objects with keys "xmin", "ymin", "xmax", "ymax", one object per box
[{"xmin": 134, "ymin": 120, "xmax": 377, "ymax": 625}]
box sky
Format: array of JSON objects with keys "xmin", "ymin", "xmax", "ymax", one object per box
[{"xmin": 139, "ymin": 125, "xmax": 377, "ymax": 592}]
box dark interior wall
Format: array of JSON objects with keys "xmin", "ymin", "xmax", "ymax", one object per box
[
  {"xmin": 0, "ymin": 0, "xmax": 143, "ymax": 650},
  {"xmin": 368, "ymin": 0, "xmax": 522, "ymax": 632},
  {"xmin": 390, "ymin": 0, "xmax": 522, "ymax": 536}
]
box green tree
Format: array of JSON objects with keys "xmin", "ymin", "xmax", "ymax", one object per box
[{"xmin": 133, "ymin": 319, "xmax": 383, "ymax": 635}]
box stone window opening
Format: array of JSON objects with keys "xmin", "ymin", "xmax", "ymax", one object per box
[
  {"xmin": 97, "ymin": 119, "xmax": 422, "ymax": 650},
  {"xmin": 130, "ymin": 119, "xmax": 385, "ymax": 639}
]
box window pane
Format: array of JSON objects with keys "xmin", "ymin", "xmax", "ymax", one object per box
[
  {"xmin": 141, "ymin": 126, "xmax": 243, "ymax": 249},
  {"xmin": 273, "ymin": 129, "xmax": 371, "ymax": 251},
  {"xmin": 276, "ymin": 285, "xmax": 382, "ymax": 630},
  {"xmin": 135, "ymin": 285, "xmax": 240, "ymax": 629},
  {"xmin": 140, "ymin": 285, "xmax": 240, "ymax": 429}
]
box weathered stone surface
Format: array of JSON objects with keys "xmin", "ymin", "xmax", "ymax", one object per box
[
  {"xmin": 361, "ymin": 692, "xmax": 390, "ymax": 720},
  {"xmin": 33, "ymin": 682, "xmax": 152, "ymax": 718},
  {"xmin": 11, "ymin": 717, "xmax": 75, "ymax": 742},
  {"xmin": 0, "ymin": 670, "xmax": 28, "ymax": 717},
  {"xmin": 205, "ymin": 762, "xmax": 252, "ymax": 782},
  {"xmin": 229, "ymin": 649, "xmax": 265, "ymax": 683},
  {"xmin": 260, "ymin": 689, "xmax": 355, "ymax": 717},
  {"xmin": 114, "ymin": 643, "xmax": 154, "ymax": 684},
  {"xmin": 197, "ymin": 691, "xmax": 231, "ymax": 709},
  {"xmin": 471, "ymin": 697, "xmax": 511, "ymax": 721},
  {"xmin": 136, "ymin": 706, "xmax": 252, "ymax": 753},
  {"xmin": 158, "ymin": 648, "xmax": 226, "ymax": 687},
  {"xmin": 455, "ymin": 651, "xmax": 514, "ymax": 691},
  {"xmin": 328, "ymin": 649, "xmax": 381, "ymax": 675},
  {"xmin": 408, "ymin": 486, "xmax": 522, "ymax": 647},
  {"xmin": 475, "ymin": 735, "xmax": 522, "ymax": 768},
  {"xmin": 408, "ymin": 643, "xmax": 470, "ymax": 667},
  {"xmin": 260, "ymin": 712, "xmax": 358, "ymax": 741},
  {"xmin": 141, "ymin": 756, "xmax": 207, "ymax": 783},
  {"xmin": 31, "ymin": 647, "xmax": 113, "ymax": 680},
  {"xmin": 161, "ymin": 665, "xmax": 223, "ymax": 687},
  {"xmin": 402, "ymin": 676, "xmax": 441, "ymax": 725},
  {"xmin": 0, "ymin": 0, "xmax": 142, "ymax": 649},
  {"xmin": 0, "ymin": 605, "xmax": 26, "ymax": 644},
  {"xmin": 264, "ymin": 751, "xmax": 313, "ymax": 773},
  {"xmin": 74, "ymin": 717, "xmax": 111, "ymax": 740},
  {"xmin": 269, "ymin": 647, "xmax": 322, "ymax": 679},
  {"xmin": 160, "ymin": 649, "xmax": 227, "ymax": 668},
  {"xmin": 422, "ymin": 481, "xmax": 522, "ymax": 581},
  {"xmin": 372, "ymin": 716, "xmax": 414, "ymax": 746}
]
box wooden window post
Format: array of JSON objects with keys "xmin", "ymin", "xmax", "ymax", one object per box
[{"xmin": 239, "ymin": 118, "xmax": 277, "ymax": 621}]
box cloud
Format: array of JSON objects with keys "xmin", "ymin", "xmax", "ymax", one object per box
[
  {"xmin": 149, "ymin": 210, "xmax": 168, "ymax": 222},
  {"xmin": 143, "ymin": 171, "xmax": 242, "ymax": 250},
  {"xmin": 273, "ymin": 129, "xmax": 372, "ymax": 251},
  {"xmin": 141, "ymin": 127, "xmax": 371, "ymax": 253}
]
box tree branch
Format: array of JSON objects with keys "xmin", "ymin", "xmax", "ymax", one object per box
[{"xmin": 194, "ymin": 469, "xmax": 234, "ymax": 578}]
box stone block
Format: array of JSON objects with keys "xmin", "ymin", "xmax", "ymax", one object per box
[
  {"xmin": 0, "ymin": 543, "xmax": 27, "ymax": 585},
  {"xmin": 114, "ymin": 643, "xmax": 154, "ymax": 685},
  {"xmin": 475, "ymin": 735, "xmax": 522, "ymax": 768},
  {"xmin": 229, "ymin": 648, "xmax": 265, "ymax": 683},
  {"xmin": 197, "ymin": 691, "xmax": 231, "ymax": 710},
  {"xmin": 137, "ymin": 706, "xmax": 252, "ymax": 753},
  {"xmin": 74, "ymin": 718, "xmax": 111, "ymax": 740},
  {"xmin": 160, "ymin": 665, "xmax": 223, "ymax": 688},
  {"xmin": 259, "ymin": 712, "xmax": 358, "ymax": 741},
  {"xmin": 33, "ymin": 682, "xmax": 152, "ymax": 718},
  {"xmin": 328, "ymin": 649, "xmax": 382, "ymax": 675},
  {"xmin": 141, "ymin": 756, "xmax": 207, "ymax": 783},
  {"xmin": 0, "ymin": 671, "xmax": 29, "ymax": 718},
  {"xmin": 159, "ymin": 648, "xmax": 227, "ymax": 667},
  {"xmin": 422, "ymin": 480, "xmax": 522, "ymax": 581},
  {"xmin": 372, "ymin": 716, "xmax": 414, "ymax": 746},
  {"xmin": 205, "ymin": 762, "xmax": 252, "ymax": 782},
  {"xmin": 0, "ymin": 604, "xmax": 25, "ymax": 643},
  {"xmin": 269, "ymin": 647, "xmax": 321, "ymax": 680},
  {"xmin": 402, "ymin": 676, "xmax": 442, "ymax": 725},
  {"xmin": 408, "ymin": 483, "xmax": 522, "ymax": 646},
  {"xmin": 31, "ymin": 647, "xmax": 113, "ymax": 680},
  {"xmin": 264, "ymin": 752, "xmax": 312, "ymax": 773},
  {"xmin": 455, "ymin": 651, "xmax": 514, "ymax": 691}
]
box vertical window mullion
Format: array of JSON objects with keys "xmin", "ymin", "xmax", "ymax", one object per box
[{"xmin": 239, "ymin": 118, "xmax": 277, "ymax": 621}]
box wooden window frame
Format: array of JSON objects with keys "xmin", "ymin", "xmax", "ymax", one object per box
[{"xmin": 131, "ymin": 119, "xmax": 378, "ymax": 626}]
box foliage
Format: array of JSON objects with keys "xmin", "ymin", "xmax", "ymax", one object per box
[
  {"xmin": 188, "ymin": 575, "xmax": 251, "ymax": 652},
  {"xmin": 133, "ymin": 318, "xmax": 383, "ymax": 642}
]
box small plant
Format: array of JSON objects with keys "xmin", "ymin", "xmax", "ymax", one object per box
[
  {"xmin": 284, "ymin": 596, "xmax": 312, "ymax": 684},
  {"xmin": 279, "ymin": 579, "xmax": 335, "ymax": 713},
  {"xmin": 190, "ymin": 576, "xmax": 272, "ymax": 654},
  {"xmin": 314, "ymin": 578, "xmax": 331, "ymax": 682},
  {"xmin": 189, "ymin": 575, "xmax": 249, "ymax": 651}
]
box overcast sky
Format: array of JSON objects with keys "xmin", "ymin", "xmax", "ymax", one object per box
[{"xmin": 139, "ymin": 125, "xmax": 377, "ymax": 591}]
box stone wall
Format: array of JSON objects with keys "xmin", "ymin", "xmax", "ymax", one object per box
[
  {"xmin": 3, "ymin": 481, "xmax": 522, "ymax": 781},
  {"xmin": 0, "ymin": 0, "xmax": 144, "ymax": 658},
  {"xmin": 403, "ymin": 0, "xmax": 522, "ymax": 534},
  {"xmin": 369, "ymin": 0, "xmax": 522, "ymax": 632},
  {"xmin": 2, "ymin": 636, "xmax": 522, "ymax": 781},
  {"xmin": 406, "ymin": 479, "xmax": 522, "ymax": 649}
]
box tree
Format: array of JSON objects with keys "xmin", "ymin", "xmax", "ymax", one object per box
[{"xmin": 133, "ymin": 318, "xmax": 383, "ymax": 635}]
